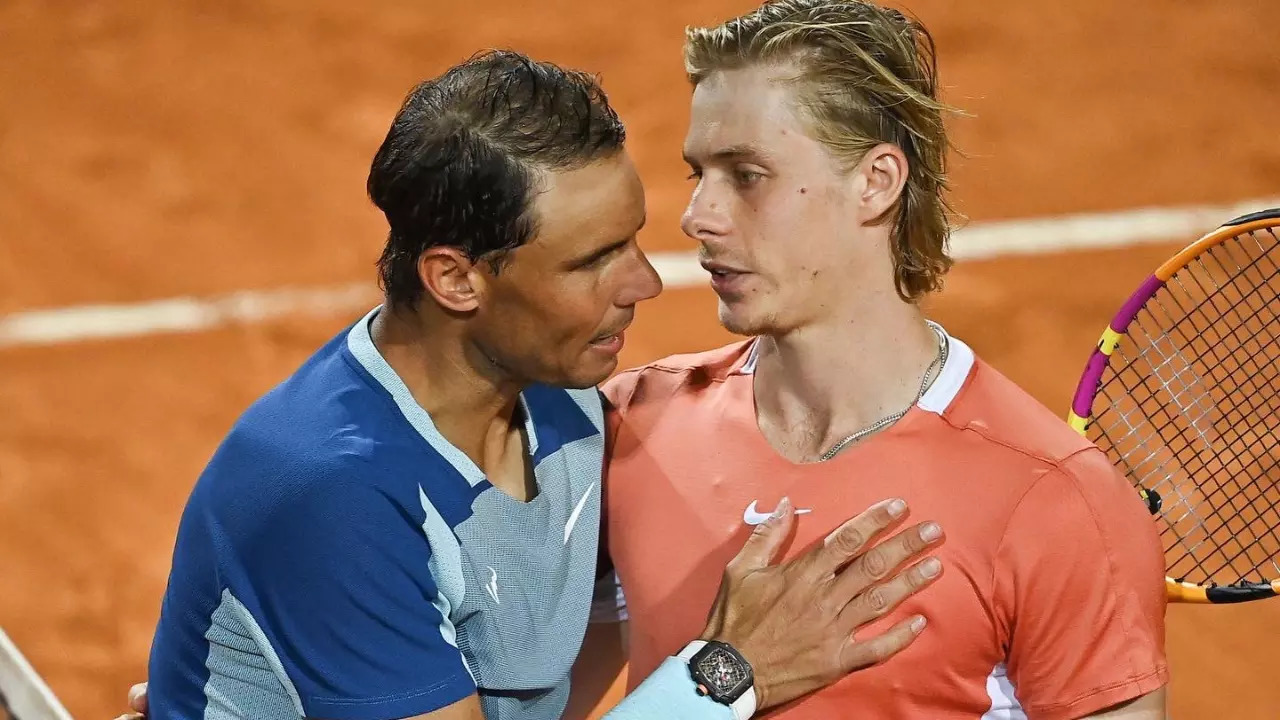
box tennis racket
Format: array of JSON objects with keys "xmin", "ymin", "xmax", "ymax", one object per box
[
  {"xmin": 1066, "ymin": 208, "xmax": 1280, "ymax": 604},
  {"xmin": 0, "ymin": 629, "xmax": 72, "ymax": 720}
]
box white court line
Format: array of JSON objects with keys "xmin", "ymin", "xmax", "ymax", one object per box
[{"xmin": 1, "ymin": 198, "xmax": 1277, "ymax": 349}]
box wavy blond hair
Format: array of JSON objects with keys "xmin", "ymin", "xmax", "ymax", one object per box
[{"xmin": 685, "ymin": 0, "xmax": 963, "ymax": 301}]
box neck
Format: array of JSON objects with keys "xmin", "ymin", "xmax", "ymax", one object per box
[
  {"xmin": 752, "ymin": 291, "xmax": 941, "ymax": 462},
  {"xmin": 371, "ymin": 305, "xmax": 524, "ymax": 472}
]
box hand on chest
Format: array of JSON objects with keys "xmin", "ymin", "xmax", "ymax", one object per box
[{"xmin": 626, "ymin": 478, "xmax": 1007, "ymax": 659}]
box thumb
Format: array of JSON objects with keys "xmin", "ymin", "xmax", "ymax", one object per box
[
  {"xmin": 129, "ymin": 682, "xmax": 148, "ymax": 713},
  {"xmin": 731, "ymin": 497, "xmax": 796, "ymax": 572}
]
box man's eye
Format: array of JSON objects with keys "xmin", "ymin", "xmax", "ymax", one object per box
[
  {"xmin": 735, "ymin": 170, "xmax": 763, "ymax": 186},
  {"xmin": 575, "ymin": 240, "xmax": 629, "ymax": 271}
]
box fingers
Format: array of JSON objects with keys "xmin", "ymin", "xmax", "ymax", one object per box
[
  {"xmin": 812, "ymin": 498, "xmax": 908, "ymax": 576},
  {"xmin": 129, "ymin": 682, "xmax": 148, "ymax": 713},
  {"xmin": 726, "ymin": 497, "xmax": 797, "ymax": 574},
  {"xmin": 835, "ymin": 554, "xmax": 943, "ymax": 634},
  {"xmin": 837, "ymin": 613, "xmax": 928, "ymax": 672},
  {"xmin": 828, "ymin": 521, "xmax": 944, "ymax": 612}
]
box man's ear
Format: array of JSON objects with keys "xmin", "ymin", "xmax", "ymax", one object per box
[
  {"xmin": 418, "ymin": 247, "xmax": 483, "ymax": 313},
  {"xmin": 855, "ymin": 142, "xmax": 909, "ymax": 224}
]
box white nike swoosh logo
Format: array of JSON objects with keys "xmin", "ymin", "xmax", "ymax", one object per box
[
  {"xmin": 564, "ymin": 482, "xmax": 596, "ymax": 544},
  {"xmin": 743, "ymin": 500, "xmax": 812, "ymax": 525}
]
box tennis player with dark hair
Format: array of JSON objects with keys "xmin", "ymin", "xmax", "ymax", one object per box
[
  {"xmin": 132, "ymin": 49, "xmax": 943, "ymax": 720},
  {"xmin": 597, "ymin": 1, "xmax": 1169, "ymax": 718}
]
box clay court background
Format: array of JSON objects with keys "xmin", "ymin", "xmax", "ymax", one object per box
[{"xmin": 2, "ymin": 0, "xmax": 1279, "ymax": 717}]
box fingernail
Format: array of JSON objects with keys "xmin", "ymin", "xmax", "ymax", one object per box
[
  {"xmin": 921, "ymin": 557, "xmax": 941, "ymax": 578},
  {"xmin": 886, "ymin": 498, "xmax": 907, "ymax": 517},
  {"xmin": 919, "ymin": 523, "xmax": 942, "ymax": 542},
  {"xmin": 771, "ymin": 496, "xmax": 791, "ymax": 519},
  {"xmin": 911, "ymin": 615, "xmax": 927, "ymax": 633}
]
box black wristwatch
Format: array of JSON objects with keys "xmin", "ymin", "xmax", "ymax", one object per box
[{"xmin": 678, "ymin": 640, "xmax": 758, "ymax": 719}]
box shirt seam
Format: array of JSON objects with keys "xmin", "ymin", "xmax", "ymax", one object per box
[
  {"xmin": 938, "ymin": 417, "xmax": 1092, "ymax": 469},
  {"xmin": 622, "ymin": 363, "xmax": 734, "ymax": 382},
  {"xmin": 1022, "ymin": 664, "xmax": 1168, "ymax": 715},
  {"xmin": 306, "ymin": 671, "xmax": 472, "ymax": 706}
]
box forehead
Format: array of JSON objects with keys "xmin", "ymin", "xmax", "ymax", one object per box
[
  {"xmin": 527, "ymin": 152, "xmax": 645, "ymax": 252},
  {"xmin": 683, "ymin": 67, "xmax": 811, "ymax": 159}
]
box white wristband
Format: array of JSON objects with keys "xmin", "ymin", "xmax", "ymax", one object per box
[{"xmin": 677, "ymin": 640, "xmax": 758, "ymax": 720}]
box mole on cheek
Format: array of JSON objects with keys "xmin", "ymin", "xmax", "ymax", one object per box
[{"xmin": 799, "ymin": 187, "xmax": 807, "ymax": 194}]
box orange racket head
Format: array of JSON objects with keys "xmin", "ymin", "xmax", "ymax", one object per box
[{"xmin": 1067, "ymin": 208, "xmax": 1280, "ymax": 603}]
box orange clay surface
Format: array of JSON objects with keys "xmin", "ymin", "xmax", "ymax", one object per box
[{"xmin": 2, "ymin": 0, "xmax": 1280, "ymax": 717}]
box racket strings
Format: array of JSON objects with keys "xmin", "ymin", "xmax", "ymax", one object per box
[
  {"xmin": 1107, "ymin": 230, "xmax": 1280, "ymax": 444},
  {"xmin": 1106, "ymin": 250, "xmax": 1278, "ymax": 524},
  {"xmin": 1091, "ymin": 227, "xmax": 1280, "ymax": 587},
  {"xmin": 1172, "ymin": 232, "xmax": 1280, "ymax": 579},
  {"xmin": 1137, "ymin": 329, "xmax": 1279, "ymax": 571},
  {"xmin": 1109, "ymin": 329, "xmax": 1279, "ymax": 583},
  {"xmin": 1153, "ymin": 233, "xmax": 1280, "ymax": 581},
  {"xmin": 1204, "ymin": 231, "xmax": 1280, "ymax": 577},
  {"xmin": 1100, "ymin": 337, "xmax": 1219, "ymax": 532}
]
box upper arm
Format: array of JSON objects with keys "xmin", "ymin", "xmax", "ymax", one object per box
[
  {"xmin": 997, "ymin": 450, "xmax": 1169, "ymax": 720},
  {"xmin": 236, "ymin": 471, "xmax": 477, "ymax": 719}
]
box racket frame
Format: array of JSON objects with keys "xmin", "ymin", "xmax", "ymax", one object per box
[{"xmin": 0, "ymin": 628, "xmax": 73, "ymax": 720}]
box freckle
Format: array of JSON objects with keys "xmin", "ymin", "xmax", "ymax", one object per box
[{"xmin": 799, "ymin": 187, "xmax": 807, "ymax": 194}]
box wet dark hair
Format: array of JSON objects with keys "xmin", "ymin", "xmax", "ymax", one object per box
[{"xmin": 368, "ymin": 50, "xmax": 627, "ymax": 309}]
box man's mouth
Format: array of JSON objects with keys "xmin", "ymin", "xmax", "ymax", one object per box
[
  {"xmin": 700, "ymin": 259, "xmax": 749, "ymax": 276},
  {"xmin": 701, "ymin": 259, "xmax": 752, "ymax": 294},
  {"xmin": 589, "ymin": 319, "xmax": 632, "ymax": 352}
]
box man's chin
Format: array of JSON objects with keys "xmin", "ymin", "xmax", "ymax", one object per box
[
  {"xmin": 718, "ymin": 304, "xmax": 770, "ymax": 338},
  {"xmin": 557, "ymin": 357, "xmax": 620, "ymax": 389}
]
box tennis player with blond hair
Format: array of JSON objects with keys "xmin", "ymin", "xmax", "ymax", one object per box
[{"xmin": 597, "ymin": 1, "xmax": 1170, "ymax": 718}]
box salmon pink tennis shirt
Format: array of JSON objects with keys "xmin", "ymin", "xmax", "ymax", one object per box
[{"xmin": 599, "ymin": 327, "xmax": 1168, "ymax": 719}]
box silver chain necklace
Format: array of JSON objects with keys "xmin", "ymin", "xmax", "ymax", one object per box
[{"xmin": 817, "ymin": 323, "xmax": 950, "ymax": 462}]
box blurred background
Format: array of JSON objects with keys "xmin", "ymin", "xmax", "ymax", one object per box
[{"xmin": 2, "ymin": 0, "xmax": 1279, "ymax": 717}]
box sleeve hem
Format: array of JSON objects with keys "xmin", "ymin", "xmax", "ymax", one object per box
[
  {"xmin": 1025, "ymin": 664, "xmax": 1169, "ymax": 720},
  {"xmin": 304, "ymin": 672, "xmax": 476, "ymax": 720}
]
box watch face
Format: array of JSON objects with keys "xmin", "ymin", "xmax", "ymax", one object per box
[{"xmin": 695, "ymin": 646, "xmax": 750, "ymax": 695}]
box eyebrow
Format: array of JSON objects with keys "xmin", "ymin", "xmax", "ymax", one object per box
[{"xmin": 683, "ymin": 144, "xmax": 772, "ymax": 166}]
